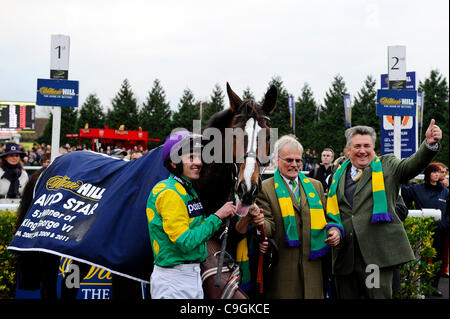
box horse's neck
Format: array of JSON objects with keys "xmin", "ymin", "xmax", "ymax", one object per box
[
  {"xmin": 199, "ymin": 108, "xmax": 236, "ymax": 214},
  {"xmin": 203, "ymin": 109, "xmax": 234, "ymax": 132},
  {"xmin": 197, "ymin": 162, "xmax": 235, "ymax": 214}
]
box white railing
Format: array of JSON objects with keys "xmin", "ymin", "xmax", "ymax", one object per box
[
  {"xmin": 407, "ymin": 209, "xmax": 441, "ymax": 221},
  {"xmin": 0, "ymin": 203, "xmax": 20, "ymax": 211},
  {"xmin": 0, "ymin": 202, "xmax": 441, "ymax": 221}
]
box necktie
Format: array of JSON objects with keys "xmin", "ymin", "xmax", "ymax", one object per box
[
  {"xmin": 353, "ymin": 168, "xmax": 363, "ymax": 182},
  {"xmin": 290, "ymin": 179, "xmax": 300, "ymax": 205}
]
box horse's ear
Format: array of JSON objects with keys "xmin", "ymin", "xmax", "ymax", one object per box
[
  {"xmin": 262, "ymin": 85, "xmax": 277, "ymax": 115},
  {"xmin": 226, "ymin": 82, "xmax": 243, "ymax": 113}
]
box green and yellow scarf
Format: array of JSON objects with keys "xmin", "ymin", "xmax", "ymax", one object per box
[
  {"xmin": 274, "ymin": 168, "xmax": 343, "ymax": 260},
  {"xmin": 236, "ymin": 235, "xmax": 253, "ymax": 292},
  {"xmin": 327, "ymin": 157, "xmax": 393, "ymax": 223}
]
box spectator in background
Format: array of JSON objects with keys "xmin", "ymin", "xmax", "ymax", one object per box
[
  {"xmin": 308, "ymin": 147, "xmax": 335, "ymax": 195},
  {"xmin": 303, "ymin": 149, "xmax": 312, "ymax": 171},
  {"xmin": 431, "ymin": 162, "xmax": 449, "ymax": 278},
  {"xmin": 333, "ymin": 146, "xmax": 349, "ymax": 170},
  {"xmin": 40, "ymin": 153, "xmax": 51, "ymax": 168},
  {"xmin": 310, "ymin": 149, "xmax": 319, "ymax": 170},
  {"xmin": 0, "ymin": 142, "xmax": 29, "ymax": 200},
  {"xmin": 131, "ymin": 151, "xmax": 143, "ymax": 160},
  {"xmin": 110, "ymin": 148, "xmax": 128, "ymax": 159},
  {"xmin": 432, "ymin": 162, "xmax": 449, "ymax": 188},
  {"xmin": 402, "ymin": 162, "xmax": 449, "ymax": 296}
]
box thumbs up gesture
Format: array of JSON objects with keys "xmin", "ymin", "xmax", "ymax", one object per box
[{"xmin": 425, "ymin": 119, "xmax": 442, "ymax": 146}]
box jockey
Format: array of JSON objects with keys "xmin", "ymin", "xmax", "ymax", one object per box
[{"xmin": 146, "ymin": 130, "xmax": 236, "ymax": 299}]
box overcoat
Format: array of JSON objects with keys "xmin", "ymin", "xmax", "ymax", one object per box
[
  {"xmin": 331, "ymin": 141, "xmax": 438, "ymax": 275},
  {"xmin": 256, "ymin": 176, "xmax": 328, "ymax": 299}
]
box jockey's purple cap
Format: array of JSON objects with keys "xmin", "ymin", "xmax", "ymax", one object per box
[{"xmin": 162, "ymin": 130, "xmax": 203, "ymax": 162}]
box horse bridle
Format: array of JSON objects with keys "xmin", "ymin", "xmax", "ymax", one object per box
[
  {"xmin": 233, "ymin": 113, "xmax": 271, "ymax": 167},
  {"xmin": 232, "ymin": 112, "xmax": 271, "ymax": 194}
]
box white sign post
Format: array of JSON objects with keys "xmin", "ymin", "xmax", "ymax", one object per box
[
  {"xmin": 50, "ymin": 35, "xmax": 70, "ymax": 162},
  {"xmin": 388, "ymin": 45, "xmax": 407, "ymax": 159}
]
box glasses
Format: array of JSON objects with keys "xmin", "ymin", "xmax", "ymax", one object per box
[{"xmin": 279, "ymin": 156, "xmax": 302, "ymax": 164}]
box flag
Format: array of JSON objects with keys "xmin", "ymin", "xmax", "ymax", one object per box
[
  {"xmin": 343, "ymin": 94, "xmax": 352, "ymax": 128},
  {"xmin": 288, "ymin": 95, "xmax": 295, "ymax": 131},
  {"xmin": 9, "ymin": 147, "xmax": 169, "ymax": 283},
  {"xmin": 417, "ymin": 91, "xmax": 424, "ymax": 128}
]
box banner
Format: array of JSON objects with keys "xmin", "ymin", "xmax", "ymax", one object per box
[
  {"xmin": 376, "ymin": 89, "xmax": 417, "ymax": 117},
  {"xmin": 36, "ymin": 78, "xmax": 79, "ymax": 107},
  {"xmin": 380, "ymin": 114, "xmax": 417, "ymax": 158},
  {"xmin": 343, "ymin": 94, "xmax": 351, "ymax": 128},
  {"xmin": 9, "ymin": 147, "xmax": 169, "ymax": 283}
]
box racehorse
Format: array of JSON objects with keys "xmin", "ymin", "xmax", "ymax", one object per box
[{"xmin": 196, "ymin": 83, "xmax": 277, "ymax": 298}]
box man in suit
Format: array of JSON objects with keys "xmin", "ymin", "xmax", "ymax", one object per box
[
  {"xmin": 256, "ymin": 135, "xmax": 341, "ymax": 299},
  {"xmin": 331, "ymin": 120, "xmax": 442, "ymax": 299}
]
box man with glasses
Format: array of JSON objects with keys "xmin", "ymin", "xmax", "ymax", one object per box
[{"xmin": 256, "ymin": 135, "xmax": 341, "ymax": 298}]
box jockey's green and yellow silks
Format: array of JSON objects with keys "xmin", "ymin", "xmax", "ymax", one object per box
[
  {"xmin": 146, "ymin": 174, "xmax": 222, "ymax": 267},
  {"xmin": 274, "ymin": 168, "xmax": 341, "ymax": 260},
  {"xmin": 327, "ymin": 157, "xmax": 393, "ymax": 223}
]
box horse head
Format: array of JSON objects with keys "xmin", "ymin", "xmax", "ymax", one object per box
[{"xmin": 226, "ymin": 82, "xmax": 277, "ymax": 216}]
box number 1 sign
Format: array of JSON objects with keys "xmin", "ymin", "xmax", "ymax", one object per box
[{"xmin": 51, "ymin": 35, "xmax": 70, "ymax": 79}]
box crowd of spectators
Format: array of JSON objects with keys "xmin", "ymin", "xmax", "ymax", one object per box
[{"xmin": 0, "ymin": 142, "xmax": 147, "ymax": 166}]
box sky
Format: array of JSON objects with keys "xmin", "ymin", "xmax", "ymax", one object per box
[{"xmin": 1, "ymin": 0, "xmax": 449, "ymax": 118}]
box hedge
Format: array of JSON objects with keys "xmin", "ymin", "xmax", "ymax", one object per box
[
  {"xmin": 394, "ymin": 217, "xmax": 441, "ymax": 299},
  {"xmin": 0, "ymin": 210, "xmax": 17, "ymax": 299}
]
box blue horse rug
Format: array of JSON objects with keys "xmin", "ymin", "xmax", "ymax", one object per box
[{"xmin": 8, "ymin": 147, "xmax": 169, "ymax": 283}]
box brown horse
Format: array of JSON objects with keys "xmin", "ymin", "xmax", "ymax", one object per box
[{"xmin": 196, "ymin": 83, "xmax": 277, "ymax": 298}]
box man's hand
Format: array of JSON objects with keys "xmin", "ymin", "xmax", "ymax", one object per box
[
  {"xmin": 259, "ymin": 239, "xmax": 269, "ymax": 254},
  {"xmin": 425, "ymin": 119, "xmax": 442, "ymax": 146},
  {"xmin": 324, "ymin": 229, "xmax": 340, "ymax": 247},
  {"xmin": 249, "ymin": 206, "xmax": 265, "ymax": 228}
]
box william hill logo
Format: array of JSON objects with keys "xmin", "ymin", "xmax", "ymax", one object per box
[
  {"xmin": 379, "ymin": 97, "xmax": 401, "ymax": 105},
  {"xmin": 39, "ymin": 87, "xmax": 76, "ymax": 96},
  {"xmin": 46, "ymin": 175, "xmax": 106, "ymax": 201},
  {"xmin": 379, "ymin": 97, "xmax": 414, "ymax": 106}
]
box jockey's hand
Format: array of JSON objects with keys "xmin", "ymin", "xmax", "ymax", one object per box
[
  {"xmin": 324, "ymin": 229, "xmax": 340, "ymax": 247},
  {"xmin": 214, "ymin": 201, "xmax": 236, "ymax": 220},
  {"xmin": 259, "ymin": 238, "xmax": 269, "ymax": 254}
]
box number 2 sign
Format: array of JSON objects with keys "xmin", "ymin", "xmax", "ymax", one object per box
[{"xmin": 388, "ymin": 45, "xmax": 406, "ymax": 81}]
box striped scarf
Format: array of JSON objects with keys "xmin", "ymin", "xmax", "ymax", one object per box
[
  {"xmin": 236, "ymin": 236, "xmax": 253, "ymax": 292},
  {"xmin": 274, "ymin": 168, "xmax": 343, "ymax": 260},
  {"xmin": 327, "ymin": 157, "xmax": 393, "ymax": 223}
]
